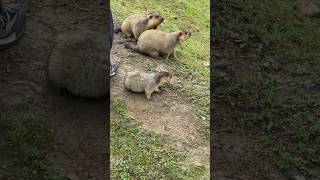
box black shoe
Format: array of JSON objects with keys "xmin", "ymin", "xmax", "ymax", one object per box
[
  {"xmin": 0, "ymin": 4, "xmax": 26, "ymax": 50},
  {"xmin": 110, "ymin": 63, "xmax": 118, "ymax": 77}
]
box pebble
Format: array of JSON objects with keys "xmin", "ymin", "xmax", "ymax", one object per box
[{"xmin": 293, "ymin": 175, "xmax": 306, "ymax": 180}]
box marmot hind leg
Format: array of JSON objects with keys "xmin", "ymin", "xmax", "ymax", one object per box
[
  {"xmin": 169, "ymin": 50, "xmax": 176, "ymax": 59},
  {"xmin": 146, "ymin": 51, "xmax": 160, "ymax": 59},
  {"xmin": 123, "ymin": 42, "xmax": 139, "ymax": 51},
  {"xmin": 145, "ymin": 90, "xmax": 152, "ymax": 100}
]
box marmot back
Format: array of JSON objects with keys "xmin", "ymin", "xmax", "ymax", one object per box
[
  {"xmin": 120, "ymin": 13, "xmax": 164, "ymax": 40},
  {"xmin": 48, "ymin": 30, "xmax": 109, "ymax": 98},
  {"xmin": 124, "ymin": 70, "xmax": 172, "ymax": 100},
  {"xmin": 124, "ymin": 29, "xmax": 191, "ymax": 59}
]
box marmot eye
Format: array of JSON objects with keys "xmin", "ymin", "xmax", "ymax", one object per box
[{"xmin": 155, "ymin": 15, "xmax": 159, "ymax": 18}]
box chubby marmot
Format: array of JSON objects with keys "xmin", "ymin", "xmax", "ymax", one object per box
[
  {"xmin": 115, "ymin": 13, "xmax": 164, "ymax": 40},
  {"xmin": 48, "ymin": 31, "xmax": 109, "ymax": 98},
  {"xmin": 123, "ymin": 29, "xmax": 191, "ymax": 60},
  {"xmin": 294, "ymin": 0, "xmax": 320, "ymax": 16},
  {"xmin": 124, "ymin": 71, "xmax": 172, "ymax": 100}
]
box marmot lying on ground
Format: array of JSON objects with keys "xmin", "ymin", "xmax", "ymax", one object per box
[{"xmin": 123, "ymin": 29, "xmax": 191, "ymax": 60}]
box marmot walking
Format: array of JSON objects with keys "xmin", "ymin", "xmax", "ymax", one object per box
[
  {"xmin": 115, "ymin": 13, "xmax": 164, "ymax": 40},
  {"xmin": 48, "ymin": 31, "xmax": 109, "ymax": 98},
  {"xmin": 124, "ymin": 71, "xmax": 172, "ymax": 100},
  {"xmin": 123, "ymin": 29, "xmax": 191, "ymax": 59}
]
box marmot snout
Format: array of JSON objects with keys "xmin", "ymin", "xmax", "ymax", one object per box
[{"xmin": 124, "ymin": 71, "xmax": 172, "ymax": 100}]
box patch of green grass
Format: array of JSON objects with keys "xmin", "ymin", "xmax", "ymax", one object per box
[
  {"xmin": 220, "ymin": 75, "xmax": 320, "ymax": 176},
  {"xmin": 216, "ymin": 0, "xmax": 320, "ymax": 177},
  {"xmin": 111, "ymin": 0, "xmax": 210, "ymax": 82},
  {"xmin": 166, "ymin": 82, "xmax": 209, "ymax": 118},
  {"xmin": 111, "ymin": 99, "xmax": 208, "ymax": 179},
  {"xmin": 0, "ymin": 113, "xmax": 67, "ymax": 179}
]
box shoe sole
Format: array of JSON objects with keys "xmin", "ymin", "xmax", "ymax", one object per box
[
  {"xmin": 0, "ymin": 25, "xmax": 26, "ymax": 50},
  {"xmin": 110, "ymin": 64, "xmax": 119, "ymax": 77}
]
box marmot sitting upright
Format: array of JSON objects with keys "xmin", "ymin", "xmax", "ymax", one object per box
[
  {"xmin": 115, "ymin": 13, "xmax": 164, "ymax": 40},
  {"xmin": 124, "ymin": 71, "xmax": 172, "ymax": 100}
]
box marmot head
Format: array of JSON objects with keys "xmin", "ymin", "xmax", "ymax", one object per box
[
  {"xmin": 146, "ymin": 13, "xmax": 164, "ymax": 30},
  {"xmin": 155, "ymin": 71, "xmax": 172, "ymax": 85},
  {"xmin": 178, "ymin": 30, "xmax": 191, "ymax": 43}
]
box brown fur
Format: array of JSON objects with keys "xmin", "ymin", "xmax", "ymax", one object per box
[
  {"xmin": 123, "ymin": 29, "xmax": 191, "ymax": 60},
  {"xmin": 124, "ymin": 71, "xmax": 172, "ymax": 100},
  {"xmin": 120, "ymin": 13, "xmax": 164, "ymax": 40},
  {"xmin": 48, "ymin": 31, "xmax": 109, "ymax": 98}
]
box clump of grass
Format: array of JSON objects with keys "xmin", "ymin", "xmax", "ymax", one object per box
[
  {"xmin": 50, "ymin": 0, "xmax": 66, "ymax": 8},
  {"xmin": 111, "ymin": 99, "xmax": 208, "ymax": 179},
  {"xmin": 1, "ymin": 112, "xmax": 68, "ymax": 179},
  {"xmin": 216, "ymin": 0, "xmax": 320, "ymax": 176}
]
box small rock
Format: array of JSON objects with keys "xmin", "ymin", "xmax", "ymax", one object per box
[
  {"xmin": 229, "ymin": 32, "xmax": 240, "ymax": 39},
  {"xmin": 263, "ymin": 62, "xmax": 271, "ymax": 67},
  {"xmin": 203, "ymin": 61, "xmax": 210, "ymax": 67},
  {"xmin": 1, "ymin": 165, "xmax": 7, "ymax": 169},
  {"xmin": 212, "ymin": 51, "xmax": 222, "ymax": 58},
  {"xmin": 294, "ymin": 0, "xmax": 320, "ymax": 16},
  {"xmin": 293, "ymin": 174, "xmax": 306, "ymax": 180},
  {"xmin": 239, "ymin": 43, "xmax": 247, "ymax": 49}
]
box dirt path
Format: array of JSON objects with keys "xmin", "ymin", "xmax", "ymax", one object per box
[
  {"xmin": 1, "ymin": 0, "xmax": 109, "ymax": 179},
  {"xmin": 110, "ymin": 32, "xmax": 210, "ymax": 173}
]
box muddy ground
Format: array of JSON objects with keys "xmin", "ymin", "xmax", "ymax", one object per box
[{"xmin": 0, "ymin": 0, "xmax": 109, "ymax": 179}]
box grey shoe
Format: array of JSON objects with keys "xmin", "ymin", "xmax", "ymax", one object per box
[
  {"xmin": 110, "ymin": 63, "xmax": 118, "ymax": 77},
  {"xmin": 0, "ymin": 4, "xmax": 26, "ymax": 49}
]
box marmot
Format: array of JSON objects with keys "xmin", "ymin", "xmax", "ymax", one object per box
[
  {"xmin": 123, "ymin": 29, "xmax": 191, "ymax": 59},
  {"xmin": 115, "ymin": 13, "xmax": 164, "ymax": 40},
  {"xmin": 294, "ymin": 0, "xmax": 320, "ymax": 16},
  {"xmin": 124, "ymin": 71, "xmax": 172, "ymax": 100},
  {"xmin": 48, "ymin": 31, "xmax": 109, "ymax": 98}
]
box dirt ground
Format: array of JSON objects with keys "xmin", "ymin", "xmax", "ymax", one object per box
[{"xmin": 0, "ymin": 0, "xmax": 109, "ymax": 179}]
